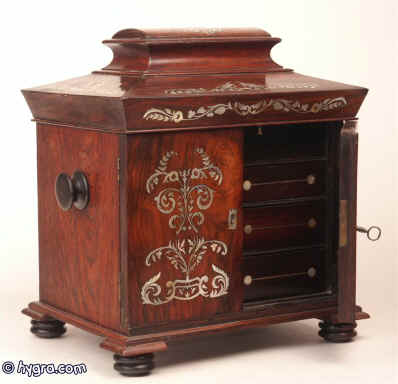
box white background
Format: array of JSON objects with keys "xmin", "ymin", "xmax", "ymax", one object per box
[{"xmin": 0, "ymin": 0, "xmax": 397, "ymax": 383}]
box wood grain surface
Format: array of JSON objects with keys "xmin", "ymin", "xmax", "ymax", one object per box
[
  {"xmin": 21, "ymin": 29, "xmax": 369, "ymax": 363},
  {"xmin": 36, "ymin": 124, "xmax": 122, "ymax": 332},
  {"xmin": 126, "ymin": 128, "xmax": 243, "ymax": 327},
  {"xmin": 336, "ymin": 119, "xmax": 358, "ymax": 323}
]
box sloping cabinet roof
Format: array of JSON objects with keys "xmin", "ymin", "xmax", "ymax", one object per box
[{"xmin": 22, "ymin": 28, "xmax": 367, "ymax": 133}]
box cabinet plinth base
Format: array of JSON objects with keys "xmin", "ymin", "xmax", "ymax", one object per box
[
  {"xmin": 22, "ymin": 301, "xmax": 370, "ymax": 375},
  {"xmin": 30, "ymin": 319, "xmax": 66, "ymax": 339},
  {"xmin": 318, "ymin": 321, "xmax": 357, "ymax": 342},
  {"xmin": 113, "ymin": 354, "xmax": 154, "ymax": 377}
]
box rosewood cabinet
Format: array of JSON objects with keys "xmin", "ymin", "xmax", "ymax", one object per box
[{"xmin": 21, "ymin": 28, "xmax": 378, "ymax": 377}]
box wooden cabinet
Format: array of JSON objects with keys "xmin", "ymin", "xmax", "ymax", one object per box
[{"xmin": 21, "ymin": 28, "xmax": 371, "ymax": 377}]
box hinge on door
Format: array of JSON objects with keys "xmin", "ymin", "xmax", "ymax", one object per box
[
  {"xmin": 339, "ymin": 200, "xmax": 348, "ymax": 247},
  {"xmin": 117, "ymin": 157, "xmax": 121, "ymax": 183}
]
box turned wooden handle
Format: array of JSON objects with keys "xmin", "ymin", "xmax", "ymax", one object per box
[{"xmin": 55, "ymin": 171, "xmax": 89, "ymax": 211}]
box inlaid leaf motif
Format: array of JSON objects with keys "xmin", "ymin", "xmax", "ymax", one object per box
[
  {"xmin": 214, "ymin": 106, "xmax": 226, "ymax": 115},
  {"xmin": 141, "ymin": 272, "xmax": 163, "ymax": 305},
  {"xmin": 146, "ymin": 148, "xmax": 223, "ymax": 233},
  {"xmin": 164, "ymin": 81, "xmax": 319, "ymax": 95},
  {"xmin": 141, "ymin": 144, "xmax": 232, "ymax": 305},
  {"xmin": 210, "ymin": 264, "xmax": 229, "ymax": 298},
  {"xmin": 167, "ymin": 253, "xmax": 187, "ymax": 273},
  {"xmin": 141, "ymin": 237, "xmax": 230, "ymax": 305},
  {"xmin": 143, "ymin": 97, "xmax": 348, "ymax": 123}
]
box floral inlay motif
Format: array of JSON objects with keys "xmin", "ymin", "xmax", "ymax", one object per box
[
  {"xmin": 141, "ymin": 237, "xmax": 229, "ymax": 305},
  {"xmin": 180, "ymin": 28, "xmax": 224, "ymax": 35},
  {"xmin": 143, "ymin": 97, "xmax": 348, "ymax": 123},
  {"xmin": 146, "ymin": 148, "xmax": 223, "ymax": 234},
  {"xmin": 164, "ymin": 81, "xmax": 319, "ymax": 95}
]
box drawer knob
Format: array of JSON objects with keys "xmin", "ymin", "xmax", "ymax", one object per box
[
  {"xmin": 307, "ymin": 218, "xmax": 317, "ymax": 229},
  {"xmin": 243, "ymin": 180, "xmax": 252, "ymax": 191},
  {"xmin": 243, "ymin": 275, "xmax": 253, "ymax": 286},
  {"xmin": 55, "ymin": 171, "xmax": 89, "ymax": 211},
  {"xmin": 307, "ymin": 267, "xmax": 317, "ymax": 278},
  {"xmin": 244, "ymin": 224, "xmax": 253, "ymax": 234},
  {"xmin": 306, "ymin": 174, "xmax": 316, "ymax": 185}
]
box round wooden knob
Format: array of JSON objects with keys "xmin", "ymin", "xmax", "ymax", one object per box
[
  {"xmin": 306, "ymin": 174, "xmax": 316, "ymax": 185},
  {"xmin": 307, "ymin": 218, "xmax": 317, "ymax": 229},
  {"xmin": 244, "ymin": 225, "xmax": 253, "ymax": 234},
  {"xmin": 307, "ymin": 267, "xmax": 317, "ymax": 278},
  {"xmin": 243, "ymin": 180, "xmax": 252, "ymax": 191},
  {"xmin": 243, "ymin": 275, "xmax": 253, "ymax": 286},
  {"xmin": 55, "ymin": 171, "xmax": 89, "ymax": 211}
]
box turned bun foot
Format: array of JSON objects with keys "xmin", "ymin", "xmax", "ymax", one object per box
[
  {"xmin": 113, "ymin": 353, "xmax": 154, "ymax": 377},
  {"xmin": 30, "ymin": 319, "xmax": 66, "ymax": 339},
  {"xmin": 318, "ymin": 321, "xmax": 357, "ymax": 343}
]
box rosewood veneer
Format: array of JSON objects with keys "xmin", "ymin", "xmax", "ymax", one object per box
[{"xmin": 21, "ymin": 28, "xmax": 378, "ymax": 377}]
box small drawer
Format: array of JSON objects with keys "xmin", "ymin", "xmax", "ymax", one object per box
[
  {"xmin": 243, "ymin": 161, "xmax": 326, "ymax": 202},
  {"xmin": 244, "ymin": 124, "xmax": 327, "ymax": 165},
  {"xmin": 242, "ymin": 248, "xmax": 325, "ymax": 302},
  {"xmin": 243, "ymin": 200, "xmax": 325, "ymax": 251}
]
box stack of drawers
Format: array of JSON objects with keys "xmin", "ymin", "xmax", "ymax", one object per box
[{"xmin": 242, "ymin": 123, "xmax": 337, "ymax": 305}]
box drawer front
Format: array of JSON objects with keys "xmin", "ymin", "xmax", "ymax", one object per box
[
  {"xmin": 243, "ymin": 161, "xmax": 326, "ymax": 202},
  {"xmin": 243, "ymin": 201, "xmax": 326, "ymax": 251},
  {"xmin": 244, "ymin": 124, "xmax": 327, "ymax": 165},
  {"xmin": 242, "ymin": 248, "xmax": 325, "ymax": 302}
]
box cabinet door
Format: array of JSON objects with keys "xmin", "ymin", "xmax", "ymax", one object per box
[{"xmin": 127, "ymin": 128, "xmax": 243, "ymax": 327}]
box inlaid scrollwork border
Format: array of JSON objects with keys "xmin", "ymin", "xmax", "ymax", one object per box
[
  {"xmin": 143, "ymin": 97, "xmax": 348, "ymax": 123},
  {"xmin": 164, "ymin": 81, "xmax": 319, "ymax": 95}
]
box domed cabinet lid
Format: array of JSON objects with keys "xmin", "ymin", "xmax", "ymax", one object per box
[{"xmin": 22, "ymin": 28, "xmax": 367, "ymax": 133}]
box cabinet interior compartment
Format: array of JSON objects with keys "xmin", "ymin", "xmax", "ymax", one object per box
[{"xmin": 242, "ymin": 122, "xmax": 340, "ymax": 306}]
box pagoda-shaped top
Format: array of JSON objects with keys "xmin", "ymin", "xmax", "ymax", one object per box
[
  {"xmin": 100, "ymin": 28, "xmax": 286, "ymax": 76},
  {"xmin": 22, "ymin": 28, "xmax": 367, "ymax": 133}
]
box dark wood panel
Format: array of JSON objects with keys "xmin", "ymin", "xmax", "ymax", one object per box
[
  {"xmin": 244, "ymin": 123, "xmax": 328, "ymax": 164},
  {"xmin": 243, "ymin": 248, "xmax": 325, "ymax": 302},
  {"xmin": 324, "ymin": 122, "xmax": 340, "ymax": 294},
  {"xmin": 102, "ymin": 28, "xmax": 283, "ymax": 75},
  {"xmin": 23, "ymin": 91, "xmax": 126, "ymax": 132},
  {"xmin": 243, "ymin": 200, "xmax": 326, "ymax": 251},
  {"xmin": 23, "ymin": 299, "xmax": 345, "ymax": 351},
  {"xmin": 126, "ymin": 128, "xmax": 243, "ymax": 327},
  {"xmin": 244, "ymin": 275, "xmax": 324, "ymax": 303},
  {"xmin": 104, "ymin": 41, "xmax": 282, "ymax": 75},
  {"xmin": 337, "ymin": 120, "xmax": 358, "ymax": 323},
  {"xmin": 243, "ymin": 160, "xmax": 326, "ymax": 202},
  {"xmin": 36, "ymin": 124, "xmax": 122, "ymax": 332}
]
